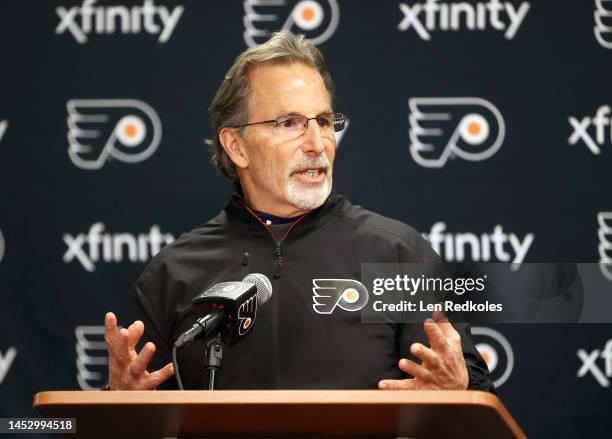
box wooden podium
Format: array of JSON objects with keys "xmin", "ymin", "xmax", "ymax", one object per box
[{"xmin": 33, "ymin": 390, "xmax": 525, "ymax": 438}]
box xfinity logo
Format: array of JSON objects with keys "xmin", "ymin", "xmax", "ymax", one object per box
[
  {"xmin": 55, "ymin": 0, "xmax": 184, "ymax": 44},
  {"xmin": 63, "ymin": 222, "xmax": 175, "ymax": 272},
  {"xmin": 0, "ymin": 120, "xmax": 7, "ymax": 143},
  {"xmin": 577, "ymin": 338, "xmax": 612, "ymax": 388},
  {"xmin": 568, "ymin": 105, "xmax": 611, "ymax": 155},
  {"xmin": 398, "ymin": 0, "xmax": 530, "ymax": 40},
  {"xmin": 0, "ymin": 347, "xmax": 17, "ymax": 384},
  {"xmin": 423, "ymin": 222, "xmax": 534, "ymax": 270}
]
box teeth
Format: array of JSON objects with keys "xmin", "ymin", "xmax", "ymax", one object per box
[{"xmin": 300, "ymin": 169, "xmax": 321, "ymax": 177}]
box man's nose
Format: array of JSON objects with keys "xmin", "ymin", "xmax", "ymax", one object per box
[{"xmin": 300, "ymin": 119, "xmax": 327, "ymax": 154}]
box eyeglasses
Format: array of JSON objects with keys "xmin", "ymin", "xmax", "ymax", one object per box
[{"xmin": 227, "ymin": 112, "xmax": 347, "ymax": 139}]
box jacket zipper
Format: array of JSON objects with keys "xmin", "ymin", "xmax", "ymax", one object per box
[{"xmin": 236, "ymin": 198, "xmax": 310, "ymax": 279}]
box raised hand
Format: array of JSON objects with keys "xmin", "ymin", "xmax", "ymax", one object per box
[
  {"xmin": 378, "ymin": 311, "xmax": 469, "ymax": 390},
  {"xmin": 104, "ymin": 312, "xmax": 174, "ymax": 390}
]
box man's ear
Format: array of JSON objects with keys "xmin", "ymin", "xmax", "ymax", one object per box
[{"xmin": 218, "ymin": 127, "xmax": 249, "ymax": 169}]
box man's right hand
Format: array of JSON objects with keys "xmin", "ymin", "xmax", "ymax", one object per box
[{"xmin": 104, "ymin": 312, "xmax": 174, "ymax": 390}]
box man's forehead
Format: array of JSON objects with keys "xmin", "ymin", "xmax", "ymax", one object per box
[{"xmin": 247, "ymin": 62, "xmax": 331, "ymax": 114}]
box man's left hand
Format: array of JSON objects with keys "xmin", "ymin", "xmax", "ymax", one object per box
[{"xmin": 378, "ymin": 311, "xmax": 469, "ymax": 390}]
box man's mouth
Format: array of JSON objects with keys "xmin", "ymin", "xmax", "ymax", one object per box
[{"xmin": 291, "ymin": 167, "xmax": 328, "ymax": 183}]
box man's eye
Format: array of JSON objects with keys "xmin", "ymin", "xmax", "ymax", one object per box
[
  {"xmin": 278, "ymin": 116, "xmax": 302, "ymax": 128},
  {"xmin": 317, "ymin": 116, "xmax": 333, "ymax": 127}
]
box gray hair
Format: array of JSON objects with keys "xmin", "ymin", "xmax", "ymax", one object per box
[{"xmin": 206, "ymin": 32, "xmax": 336, "ymax": 181}]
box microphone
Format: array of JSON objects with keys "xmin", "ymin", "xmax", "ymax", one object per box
[{"xmin": 174, "ymin": 273, "xmax": 272, "ymax": 349}]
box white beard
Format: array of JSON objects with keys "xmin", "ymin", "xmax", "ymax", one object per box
[
  {"xmin": 285, "ymin": 176, "xmax": 332, "ymax": 210},
  {"xmin": 285, "ymin": 174, "xmax": 332, "ymax": 210},
  {"xmin": 284, "ymin": 153, "xmax": 333, "ymax": 210}
]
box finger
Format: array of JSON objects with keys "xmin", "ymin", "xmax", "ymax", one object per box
[
  {"xmin": 398, "ymin": 358, "xmax": 433, "ymax": 381},
  {"xmin": 105, "ymin": 312, "xmax": 129, "ymax": 361},
  {"xmin": 126, "ymin": 320, "xmax": 144, "ymax": 350},
  {"xmin": 432, "ymin": 310, "xmax": 456, "ymax": 339},
  {"xmin": 146, "ymin": 363, "xmax": 175, "ymax": 389},
  {"xmin": 104, "ymin": 312, "xmax": 119, "ymax": 347},
  {"xmin": 432, "ymin": 309, "xmax": 448, "ymax": 323},
  {"xmin": 378, "ymin": 379, "xmax": 418, "ymax": 390},
  {"xmin": 410, "ymin": 343, "xmax": 439, "ymax": 369},
  {"xmin": 114, "ymin": 327, "xmax": 131, "ymax": 364},
  {"xmin": 130, "ymin": 342, "xmax": 156, "ymax": 376},
  {"xmin": 423, "ymin": 318, "xmax": 448, "ymax": 351}
]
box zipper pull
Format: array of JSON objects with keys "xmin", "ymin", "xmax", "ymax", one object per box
[
  {"xmin": 241, "ymin": 250, "xmax": 249, "ymax": 266},
  {"xmin": 273, "ymin": 240, "xmax": 283, "ymax": 279}
]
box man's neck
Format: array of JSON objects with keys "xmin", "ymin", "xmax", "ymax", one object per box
[
  {"xmin": 237, "ymin": 182, "xmax": 311, "ymax": 218},
  {"xmin": 252, "ymin": 209, "xmax": 300, "ymax": 225}
]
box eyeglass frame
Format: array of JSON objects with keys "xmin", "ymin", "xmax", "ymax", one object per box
[{"xmin": 223, "ymin": 112, "xmax": 348, "ymax": 134}]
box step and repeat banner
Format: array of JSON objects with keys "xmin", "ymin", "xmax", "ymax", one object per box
[{"xmin": 1, "ymin": 1, "xmax": 611, "ymax": 436}]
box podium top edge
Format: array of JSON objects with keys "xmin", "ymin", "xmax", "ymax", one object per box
[{"xmin": 33, "ymin": 389, "xmax": 499, "ymax": 407}]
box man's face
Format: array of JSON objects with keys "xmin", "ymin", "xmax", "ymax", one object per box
[{"xmin": 237, "ymin": 62, "xmax": 336, "ymax": 217}]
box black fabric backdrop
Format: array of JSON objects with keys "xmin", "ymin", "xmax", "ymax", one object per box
[{"xmin": 1, "ymin": 1, "xmax": 611, "ymax": 437}]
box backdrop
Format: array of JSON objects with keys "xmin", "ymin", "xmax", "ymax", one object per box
[{"xmin": 1, "ymin": 1, "xmax": 611, "ymax": 437}]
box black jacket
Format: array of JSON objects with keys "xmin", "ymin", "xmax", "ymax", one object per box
[{"xmin": 126, "ymin": 189, "xmax": 494, "ymax": 391}]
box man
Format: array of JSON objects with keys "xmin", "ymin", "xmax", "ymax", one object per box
[{"xmin": 103, "ymin": 32, "xmax": 493, "ymax": 392}]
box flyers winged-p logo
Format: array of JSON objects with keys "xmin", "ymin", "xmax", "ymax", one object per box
[
  {"xmin": 312, "ymin": 279, "xmax": 369, "ymax": 314},
  {"xmin": 409, "ymin": 97, "xmax": 505, "ymax": 168},
  {"xmin": 67, "ymin": 99, "xmax": 162, "ymax": 170},
  {"xmin": 75, "ymin": 326, "xmax": 108, "ymax": 390},
  {"xmin": 243, "ymin": 0, "xmax": 339, "ymax": 47},
  {"xmin": 238, "ymin": 295, "xmax": 257, "ymax": 335},
  {"xmin": 595, "ymin": 0, "xmax": 612, "ymax": 49}
]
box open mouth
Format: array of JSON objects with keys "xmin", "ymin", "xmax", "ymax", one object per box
[{"xmin": 291, "ymin": 167, "xmax": 328, "ymax": 183}]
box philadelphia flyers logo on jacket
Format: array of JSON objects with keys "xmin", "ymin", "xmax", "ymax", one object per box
[{"xmin": 312, "ymin": 279, "xmax": 369, "ymax": 314}]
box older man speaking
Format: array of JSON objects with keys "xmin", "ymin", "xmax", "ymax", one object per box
[{"xmin": 102, "ymin": 32, "xmax": 492, "ymax": 392}]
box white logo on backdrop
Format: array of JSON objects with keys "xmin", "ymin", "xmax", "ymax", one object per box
[
  {"xmin": 422, "ymin": 222, "xmax": 534, "ymax": 270},
  {"xmin": 244, "ymin": 0, "xmax": 339, "ymax": 47},
  {"xmin": 63, "ymin": 223, "xmax": 175, "ymax": 272},
  {"xmin": 397, "ymin": 0, "xmax": 530, "ymax": 40},
  {"xmin": 75, "ymin": 326, "xmax": 108, "ymax": 390},
  {"xmin": 334, "ymin": 119, "xmax": 349, "ymax": 148},
  {"xmin": 598, "ymin": 212, "xmax": 612, "ymax": 282},
  {"xmin": 55, "ymin": 0, "xmax": 184, "ymax": 44},
  {"xmin": 595, "ymin": 0, "xmax": 612, "ymax": 49},
  {"xmin": 577, "ymin": 338, "xmax": 612, "ymax": 388},
  {"xmin": 0, "ymin": 228, "xmax": 5, "ymax": 264},
  {"xmin": 67, "ymin": 99, "xmax": 162, "ymax": 170},
  {"xmin": 472, "ymin": 326, "xmax": 514, "ymax": 388},
  {"xmin": 408, "ymin": 97, "xmax": 505, "ymax": 168},
  {"xmin": 568, "ymin": 106, "xmax": 611, "ymax": 155},
  {"xmin": 0, "ymin": 120, "xmax": 8, "ymax": 143},
  {"xmin": 0, "ymin": 347, "xmax": 17, "ymax": 384}
]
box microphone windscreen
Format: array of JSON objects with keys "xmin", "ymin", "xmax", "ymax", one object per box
[{"xmin": 243, "ymin": 273, "xmax": 273, "ymax": 305}]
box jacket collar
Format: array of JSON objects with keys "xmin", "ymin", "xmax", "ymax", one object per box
[{"xmin": 223, "ymin": 181, "xmax": 346, "ymax": 240}]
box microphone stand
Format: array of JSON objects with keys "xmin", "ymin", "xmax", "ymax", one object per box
[{"xmin": 204, "ymin": 333, "xmax": 223, "ymax": 390}]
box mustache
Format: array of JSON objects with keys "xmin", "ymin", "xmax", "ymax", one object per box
[{"xmin": 288, "ymin": 155, "xmax": 331, "ymax": 175}]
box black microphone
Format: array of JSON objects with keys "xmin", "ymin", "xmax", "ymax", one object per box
[{"xmin": 174, "ymin": 273, "xmax": 272, "ymax": 349}]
